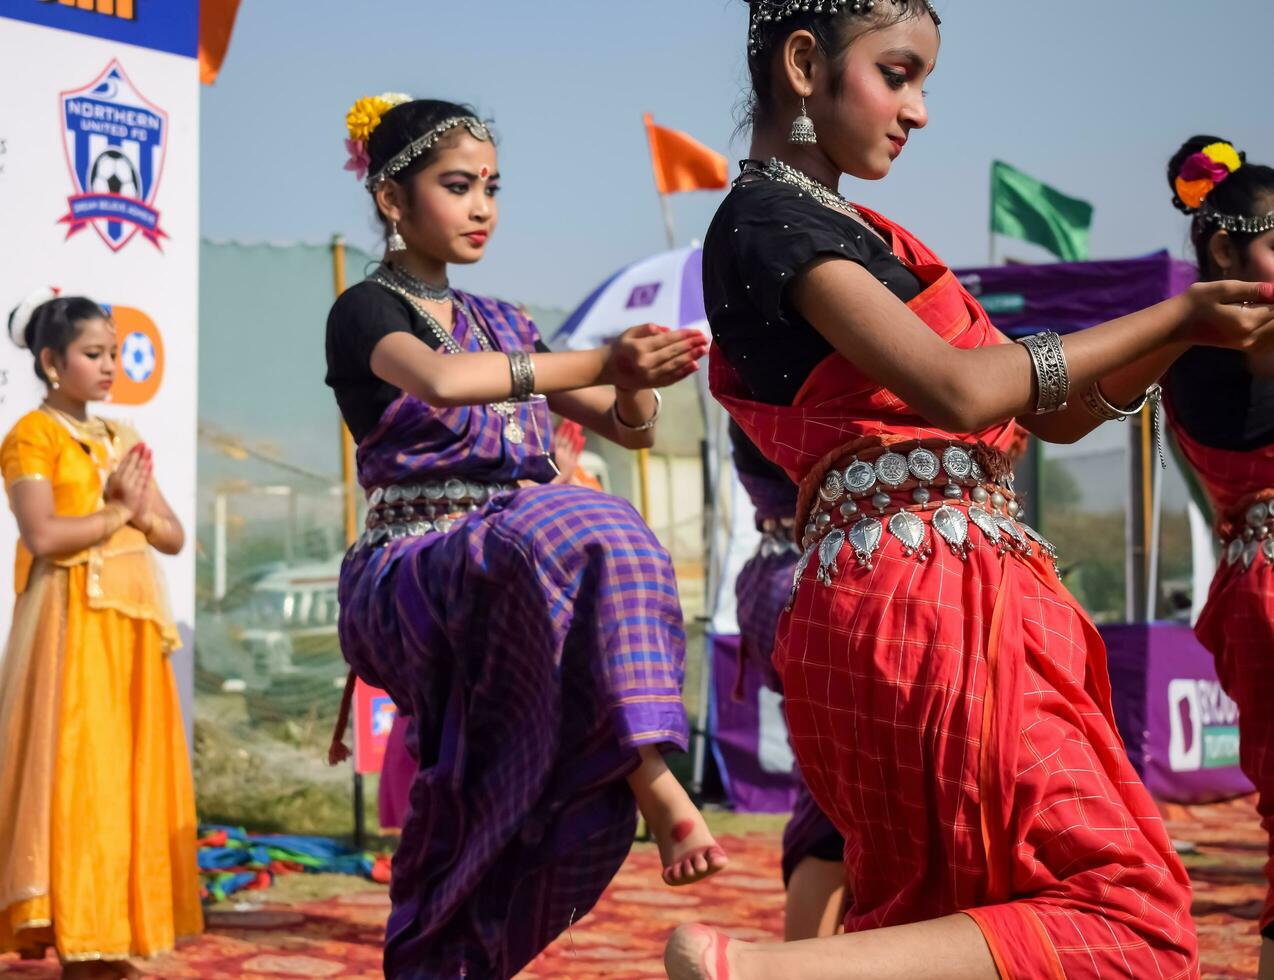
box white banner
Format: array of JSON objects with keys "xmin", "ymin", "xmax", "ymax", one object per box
[{"xmin": 0, "ymin": 7, "xmax": 199, "ymax": 717}]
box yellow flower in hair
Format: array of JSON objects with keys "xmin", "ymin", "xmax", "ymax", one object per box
[
  {"xmin": 346, "ymin": 96, "xmax": 393, "ymax": 143},
  {"xmin": 1201, "ymin": 142, "xmax": 1242, "ymax": 174}
]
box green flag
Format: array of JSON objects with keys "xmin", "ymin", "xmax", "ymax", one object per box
[{"xmin": 990, "ymin": 161, "xmax": 1094, "ymax": 262}]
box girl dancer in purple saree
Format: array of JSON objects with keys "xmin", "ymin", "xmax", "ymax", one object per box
[{"xmin": 326, "ymin": 95, "xmax": 722, "ymax": 979}]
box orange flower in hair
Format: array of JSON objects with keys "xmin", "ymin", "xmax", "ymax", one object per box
[{"xmin": 1175, "ymin": 141, "xmax": 1243, "ymax": 211}]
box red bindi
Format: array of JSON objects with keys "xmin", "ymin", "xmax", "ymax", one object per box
[{"xmin": 480, "ymin": 166, "xmax": 490, "ymax": 179}]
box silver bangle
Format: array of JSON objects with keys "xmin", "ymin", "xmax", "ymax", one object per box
[
  {"xmin": 611, "ymin": 390, "xmax": 662, "ymax": 432},
  {"xmin": 508, "ymin": 350, "xmax": 535, "ymax": 402},
  {"xmin": 1081, "ymin": 382, "xmax": 1161, "ymax": 422},
  {"xmin": 1016, "ymin": 331, "xmax": 1070, "ymax": 414}
]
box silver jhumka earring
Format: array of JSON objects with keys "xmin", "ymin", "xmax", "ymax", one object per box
[
  {"xmin": 387, "ymin": 221, "xmax": 406, "ymax": 253},
  {"xmin": 790, "ymin": 98, "xmax": 817, "ymax": 145}
]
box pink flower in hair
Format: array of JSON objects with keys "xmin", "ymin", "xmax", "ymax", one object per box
[{"xmin": 344, "ymin": 138, "xmax": 370, "ymax": 181}]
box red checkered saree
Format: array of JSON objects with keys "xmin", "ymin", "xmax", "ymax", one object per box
[
  {"xmin": 710, "ymin": 205, "xmax": 1198, "ymax": 978},
  {"xmin": 1169, "ymin": 411, "xmax": 1274, "ymax": 933}
]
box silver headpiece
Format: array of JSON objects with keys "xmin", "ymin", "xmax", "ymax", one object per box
[
  {"xmin": 1198, "ymin": 202, "xmax": 1274, "ymax": 236},
  {"xmin": 365, "ymin": 116, "xmax": 492, "ymax": 191},
  {"xmin": 748, "ymin": 0, "xmax": 940, "ymax": 57}
]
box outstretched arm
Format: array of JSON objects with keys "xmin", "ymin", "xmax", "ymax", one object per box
[
  {"xmin": 792, "ymin": 258, "xmax": 1274, "ymax": 441},
  {"xmin": 369, "ymin": 323, "xmax": 707, "ymax": 411}
]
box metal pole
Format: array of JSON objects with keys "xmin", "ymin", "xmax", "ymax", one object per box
[
  {"xmin": 1126, "ymin": 414, "xmax": 1149, "ymax": 622},
  {"xmin": 213, "ymin": 492, "xmax": 228, "ymax": 604},
  {"xmin": 691, "ymin": 378, "xmax": 720, "ymax": 797},
  {"xmin": 660, "ymin": 194, "xmax": 677, "ymax": 251},
  {"xmin": 636, "ymin": 448, "xmax": 653, "ymax": 522},
  {"xmin": 285, "ymin": 489, "xmax": 297, "ymax": 565}
]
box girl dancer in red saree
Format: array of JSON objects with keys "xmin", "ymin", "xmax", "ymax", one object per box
[
  {"xmin": 1161, "ymin": 136, "xmax": 1274, "ymax": 978},
  {"xmin": 665, "ymin": 3, "xmax": 1274, "ymax": 977}
]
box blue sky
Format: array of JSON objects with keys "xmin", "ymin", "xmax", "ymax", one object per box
[{"xmin": 201, "ymin": 0, "xmax": 1274, "ymax": 311}]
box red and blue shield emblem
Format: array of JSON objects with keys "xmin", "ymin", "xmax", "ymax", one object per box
[{"xmin": 58, "ymin": 60, "xmax": 168, "ymax": 252}]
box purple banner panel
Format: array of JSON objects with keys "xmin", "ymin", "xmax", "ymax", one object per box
[
  {"xmin": 708, "ymin": 634, "xmax": 799, "ymax": 814},
  {"xmin": 1102, "ymin": 622, "xmax": 1253, "ymax": 804}
]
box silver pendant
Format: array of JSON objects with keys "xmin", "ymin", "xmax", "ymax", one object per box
[
  {"xmin": 1248, "ymin": 502, "xmax": 1269, "ymax": 528},
  {"xmin": 1244, "ymin": 540, "xmax": 1259, "ymax": 570},
  {"xmin": 816, "ymin": 528, "xmax": 846, "ymax": 585},
  {"xmin": 907, "ymin": 448, "xmax": 941, "ymax": 482},
  {"xmin": 504, "ymin": 419, "xmax": 525, "ymax": 444},
  {"xmin": 819, "ymin": 469, "xmax": 845, "ymax": 504},
  {"xmin": 368, "ymin": 487, "xmax": 386, "ymax": 507},
  {"xmin": 843, "ymin": 460, "xmax": 877, "ymax": 496},
  {"xmin": 993, "ymin": 513, "xmax": 1031, "ymax": 554},
  {"xmin": 1226, "ymin": 538, "xmax": 1244, "ymax": 565},
  {"xmin": 1020, "ymin": 523, "xmax": 1058, "ymax": 560},
  {"xmin": 1019, "ymin": 519, "xmax": 1059, "ymax": 558},
  {"xmin": 1263, "ymin": 538, "xmax": 1274, "ymax": 564},
  {"xmin": 941, "ymin": 446, "xmax": 973, "ymax": 482},
  {"xmin": 875, "ymin": 452, "xmax": 909, "ymax": 488},
  {"xmin": 788, "ymin": 542, "xmax": 817, "ymax": 608},
  {"xmin": 848, "ymin": 517, "xmax": 884, "ymax": 569},
  {"xmin": 424, "ymin": 482, "xmax": 444, "ymax": 501},
  {"xmin": 932, "ymin": 505, "xmax": 972, "ymax": 558},
  {"xmin": 968, "ymin": 505, "xmax": 1006, "ymax": 552},
  {"xmin": 888, "ymin": 511, "xmax": 929, "ymax": 559},
  {"xmin": 971, "ymin": 459, "xmax": 986, "ymax": 484}
]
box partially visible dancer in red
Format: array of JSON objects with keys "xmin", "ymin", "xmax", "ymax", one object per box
[
  {"xmin": 1161, "ymin": 136, "xmax": 1274, "ymax": 980},
  {"xmin": 663, "ymin": 2, "xmax": 1274, "ymax": 977}
]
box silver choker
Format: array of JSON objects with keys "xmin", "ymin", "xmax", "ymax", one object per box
[
  {"xmin": 380, "ymin": 261, "xmax": 451, "ymax": 302},
  {"xmin": 754, "ymin": 158, "xmax": 862, "ymax": 218}
]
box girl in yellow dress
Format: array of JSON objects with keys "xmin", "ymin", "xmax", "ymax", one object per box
[{"xmin": 0, "ymin": 293, "xmax": 202, "ymax": 978}]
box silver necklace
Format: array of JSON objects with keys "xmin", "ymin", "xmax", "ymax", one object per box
[
  {"xmin": 380, "ymin": 261, "xmax": 452, "ymax": 303},
  {"xmin": 370, "ymin": 267, "xmax": 526, "ymax": 444},
  {"xmin": 759, "ymin": 158, "xmax": 862, "ymax": 219}
]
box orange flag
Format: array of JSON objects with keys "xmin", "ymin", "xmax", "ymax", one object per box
[
  {"xmin": 199, "ymin": 0, "xmax": 242, "ymax": 86},
  {"xmin": 644, "ymin": 113, "xmax": 728, "ymax": 195}
]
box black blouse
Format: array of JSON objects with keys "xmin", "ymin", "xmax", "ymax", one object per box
[
  {"xmin": 1166, "ymin": 346, "xmax": 1274, "ymax": 452},
  {"xmin": 325, "ymin": 281, "xmax": 548, "ymax": 443},
  {"xmin": 702, "ymin": 170, "xmax": 921, "ymax": 405}
]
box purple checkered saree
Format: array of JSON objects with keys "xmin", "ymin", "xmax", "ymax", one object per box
[{"xmin": 336, "ymin": 291, "xmax": 688, "ymax": 979}]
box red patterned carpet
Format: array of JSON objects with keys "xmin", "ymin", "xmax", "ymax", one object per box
[{"xmin": 1, "ymin": 800, "xmax": 1265, "ymax": 979}]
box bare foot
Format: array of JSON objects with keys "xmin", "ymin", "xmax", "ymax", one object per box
[
  {"xmin": 665, "ymin": 924, "xmax": 741, "ymax": 980},
  {"xmin": 626, "ymin": 746, "xmax": 728, "ymax": 887},
  {"xmin": 653, "ymin": 811, "xmax": 729, "ymax": 887},
  {"xmin": 107, "ymin": 961, "xmax": 145, "ymax": 979}
]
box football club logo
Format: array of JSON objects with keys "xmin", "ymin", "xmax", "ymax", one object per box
[
  {"xmin": 107, "ymin": 306, "xmax": 164, "ymax": 406},
  {"xmin": 58, "ymin": 60, "xmax": 168, "ymax": 252}
]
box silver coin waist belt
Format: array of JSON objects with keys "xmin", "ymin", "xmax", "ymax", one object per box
[
  {"xmin": 357, "ymin": 479, "xmax": 517, "ymax": 550},
  {"xmin": 1219, "ymin": 497, "xmax": 1274, "ymax": 572},
  {"xmin": 758, "ymin": 516, "xmax": 802, "ymax": 559},
  {"xmin": 789, "ymin": 442, "xmax": 1059, "ymax": 608}
]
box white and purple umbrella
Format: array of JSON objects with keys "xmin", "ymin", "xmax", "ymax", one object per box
[
  {"xmin": 555, "ymin": 246, "xmax": 708, "ymax": 351},
  {"xmin": 555, "ymin": 245, "xmax": 762, "ymax": 800}
]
